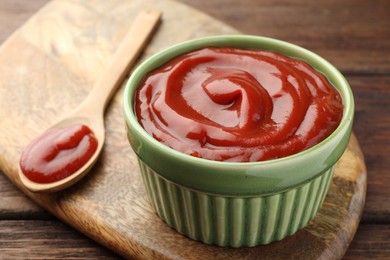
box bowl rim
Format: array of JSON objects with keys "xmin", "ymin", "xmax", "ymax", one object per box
[{"xmin": 123, "ymin": 35, "xmax": 354, "ymax": 195}]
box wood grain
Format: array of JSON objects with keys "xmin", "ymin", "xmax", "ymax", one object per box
[
  {"xmin": 0, "ymin": 220, "xmax": 119, "ymax": 259},
  {"xmin": 0, "ymin": 1, "xmax": 385, "ymax": 258},
  {"xmin": 0, "ymin": 0, "xmax": 47, "ymax": 43},
  {"xmin": 346, "ymin": 76, "xmax": 390, "ymax": 222},
  {"xmin": 344, "ymin": 224, "xmax": 390, "ymax": 260},
  {"xmin": 179, "ymin": 0, "xmax": 390, "ymax": 75}
]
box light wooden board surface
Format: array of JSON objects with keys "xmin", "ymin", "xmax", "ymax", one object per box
[{"xmin": 0, "ymin": 0, "xmax": 366, "ymax": 258}]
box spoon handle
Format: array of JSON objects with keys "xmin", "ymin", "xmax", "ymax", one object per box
[{"xmin": 79, "ymin": 9, "xmax": 161, "ymax": 115}]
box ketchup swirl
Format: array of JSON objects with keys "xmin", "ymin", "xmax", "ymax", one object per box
[{"xmin": 135, "ymin": 47, "xmax": 343, "ymax": 162}]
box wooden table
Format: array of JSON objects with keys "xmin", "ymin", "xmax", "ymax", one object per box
[{"xmin": 0, "ymin": 0, "xmax": 389, "ymax": 258}]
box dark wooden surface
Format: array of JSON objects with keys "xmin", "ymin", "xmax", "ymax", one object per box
[{"xmin": 0, "ymin": 0, "xmax": 388, "ymax": 259}]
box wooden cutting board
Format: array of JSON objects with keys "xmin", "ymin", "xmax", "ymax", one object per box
[{"xmin": 0, "ymin": 0, "xmax": 367, "ymax": 259}]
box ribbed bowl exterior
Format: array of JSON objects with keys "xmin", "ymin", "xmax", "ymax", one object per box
[{"xmin": 138, "ymin": 158, "xmax": 335, "ymax": 247}]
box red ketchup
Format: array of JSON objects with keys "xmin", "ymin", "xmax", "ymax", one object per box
[
  {"xmin": 135, "ymin": 47, "xmax": 343, "ymax": 162},
  {"xmin": 20, "ymin": 124, "xmax": 98, "ymax": 183}
]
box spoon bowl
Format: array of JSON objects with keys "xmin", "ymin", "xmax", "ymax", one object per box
[
  {"xmin": 19, "ymin": 114, "xmax": 105, "ymax": 193},
  {"xmin": 19, "ymin": 9, "xmax": 161, "ymax": 193}
]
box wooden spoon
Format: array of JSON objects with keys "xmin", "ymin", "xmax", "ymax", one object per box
[{"xmin": 18, "ymin": 9, "xmax": 161, "ymax": 193}]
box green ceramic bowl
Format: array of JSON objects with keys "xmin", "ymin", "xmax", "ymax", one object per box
[{"xmin": 123, "ymin": 35, "xmax": 354, "ymax": 247}]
